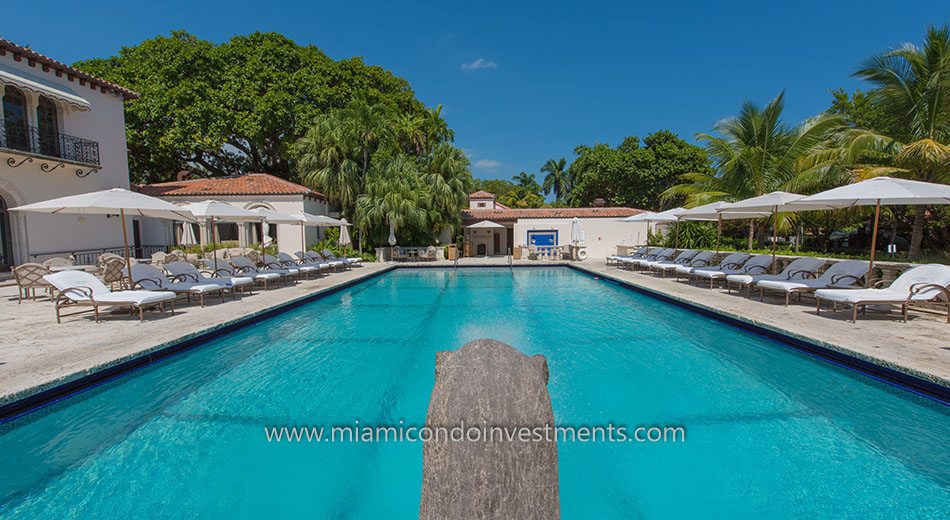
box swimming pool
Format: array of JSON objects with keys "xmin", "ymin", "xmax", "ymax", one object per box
[{"xmin": 1, "ymin": 267, "xmax": 948, "ymax": 517}]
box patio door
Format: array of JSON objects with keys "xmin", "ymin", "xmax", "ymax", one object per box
[{"xmin": 493, "ymin": 232, "xmax": 500, "ymax": 255}]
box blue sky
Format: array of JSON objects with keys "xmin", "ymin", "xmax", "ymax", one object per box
[{"xmin": 5, "ymin": 1, "xmax": 948, "ymax": 183}]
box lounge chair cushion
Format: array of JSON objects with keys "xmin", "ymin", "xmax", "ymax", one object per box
[{"xmin": 814, "ymin": 288, "xmax": 909, "ymax": 304}]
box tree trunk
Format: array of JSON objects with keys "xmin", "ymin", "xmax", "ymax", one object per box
[
  {"xmin": 747, "ymin": 221, "xmax": 754, "ymax": 250},
  {"xmin": 909, "ymin": 205, "xmax": 926, "ymax": 260}
]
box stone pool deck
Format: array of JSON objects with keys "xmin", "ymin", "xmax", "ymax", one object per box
[
  {"xmin": 1, "ymin": 258, "xmax": 947, "ymax": 411},
  {"xmin": 0, "ymin": 263, "xmax": 394, "ymax": 408}
]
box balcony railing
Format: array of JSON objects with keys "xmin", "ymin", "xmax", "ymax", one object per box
[{"xmin": 0, "ymin": 123, "xmax": 100, "ymax": 166}]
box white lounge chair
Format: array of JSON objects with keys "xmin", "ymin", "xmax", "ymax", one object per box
[
  {"xmin": 164, "ymin": 261, "xmax": 254, "ymax": 296},
  {"xmin": 756, "ymin": 259, "xmax": 869, "ymax": 305},
  {"xmin": 229, "ymin": 256, "xmax": 293, "ymax": 287},
  {"xmin": 323, "ymin": 249, "xmax": 361, "ymax": 266},
  {"xmin": 276, "ymin": 252, "xmax": 326, "ymax": 279},
  {"xmin": 307, "ymin": 251, "xmax": 347, "ymax": 270},
  {"xmin": 724, "ymin": 256, "xmax": 826, "ymax": 296},
  {"xmin": 607, "ymin": 246, "xmax": 649, "ymax": 266},
  {"xmin": 262, "ymin": 254, "xmax": 300, "ymax": 278},
  {"xmin": 213, "ymin": 261, "xmax": 281, "ymax": 290},
  {"xmin": 290, "ymin": 251, "xmax": 332, "ymax": 274},
  {"xmin": 815, "ymin": 264, "xmax": 950, "ymax": 323},
  {"xmin": 691, "ymin": 254, "xmax": 773, "ymax": 288},
  {"xmin": 622, "ymin": 248, "xmax": 673, "ymax": 270},
  {"xmin": 125, "ymin": 264, "xmax": 229, "ymax": 307},
  {"xmin": 645, "ymin": 250, "xmax": 698, "ymax": 276},
  {"xmin": 673, "ymin": 251, "xmax": 743, "ymax": 281},
  {"xmin": 43, "ymin": 270, "xmax": 176, "ymax": 323},
  {"xmin": 659, "ymin": 250, "xmax": 715, "ymax": 279}
]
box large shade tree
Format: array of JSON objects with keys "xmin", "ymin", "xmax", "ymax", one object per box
[
  {"xmin": 75, "ymin": 31, "xmax": 423, "ymax": 182},
  {"xmin": 569, "ymin": 131, "xmax": 712, "ymax": 210}
]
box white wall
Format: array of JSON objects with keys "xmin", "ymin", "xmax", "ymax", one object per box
[
  {"xmin": 0, "ymin": 53, "xmax": 132, "ymax": 264},
  {"xmin": 512, "ymin": 218, "xmax": 649, "ymax": 259}
]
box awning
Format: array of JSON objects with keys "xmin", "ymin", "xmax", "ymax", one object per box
[
  {"xmin": 467, "ymin": 220, "xmax": 506, "ymax": 229},
  {"xmin": 0, "ymin": 62, "xmax": 91, "ymax": 111}
]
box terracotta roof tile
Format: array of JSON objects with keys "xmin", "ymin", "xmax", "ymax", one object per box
[
  {"xmin": 0, "ymin": 38, "xmax": 139, "ymax": 99},
  {"xmin": 135, "ymin": 173, "xmax": 325, "ymax": 200},
  {"xmin": 469, "ymin": 190, "xmax": 496, "ymax": 199},
  {"xmin": 462, "ymin": 207, "xmax": 645, "ymax": 221}
]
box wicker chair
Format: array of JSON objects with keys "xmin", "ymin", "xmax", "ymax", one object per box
[
  {"xmin": 13, "ymin": 263, "xmax": 53, "ymax": 303},
  {"xmin": 42, "ymin": 257, "xmax": 74, "ymax": 269},
  {"xmin": 151, "ymin": 251, "xmax": 168, "ymax": 267},
  {"xmin": 101, "ymin": 257, "xmax": 129, "ymax": 290}
]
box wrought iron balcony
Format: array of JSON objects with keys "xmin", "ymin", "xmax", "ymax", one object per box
[{"xmin": 0, "ymin": 123, "xmax": 100, "ymax": 167}]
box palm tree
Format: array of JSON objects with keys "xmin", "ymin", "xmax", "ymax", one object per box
[
  {"xmin": 340, "ymin": 97, "xmax": 393, "ymax": 186},
  {"xmin": 297, "ymin": 113, "xmax": 361, "ymax": 212},
  {"xmin": 393, "ymin": 112, "xmax": 428, "ymax": 155},
  {"xmin": 512, "ymin": 171, "xmax": 540, "ymax": 190},
  {"xmin": 423, "ymin": 144, "xmax": 473, "ymax": 236},
  {"xmin": 541, "ymin": 157, "xmax": 570, "ymax": 202},
  {"xmin": 424, "ymin": 104, "xmax": 455, "ymax": 146},
  {"xmin": 355, "ymin": 154, "xmax": 426, "ymax": 244},
  {"xmin": 800, "ymin": 26, "xmax": 950, "ymax": 259},
  {"xmin": 662, "ymin": 92, "xmax": 842, "ymax": 247}
]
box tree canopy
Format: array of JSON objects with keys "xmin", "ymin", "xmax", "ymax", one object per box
[
  {"xmin": 75, "ymin": 31, "xmax": 425, "ymax": 183},
  {"xmin": 568, "ymin": 130, "xmax": 711, "ymax": 210}
]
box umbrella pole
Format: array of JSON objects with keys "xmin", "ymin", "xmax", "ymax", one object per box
[
  {"xmin": 716, "ymin": 214, "xmax": 722, "ymax": 256},
  {"xmin": 674, "ymin": 221, "xmax": 680, "ymax": 250},
  {"xmin": 120, "ymin": 208, "xmax": 133, "ymax": 288},
  {"xmin": 771, "ymin": 205, "xmax": 778, "ymax": 274},
  {"xmin": 867, "ymin": 199, "xmax": 881, "ymax": 287},
  {"xmin": 300, "ymin": 223, "xmax": 305, "ymax": 254},
  {"xmin": 211, "ymin": 217, "xmax": 218, "ymax": 272}
]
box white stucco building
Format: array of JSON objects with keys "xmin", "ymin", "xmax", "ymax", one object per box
[
  {"xmin": 135, "ymin": 172, "xmax": 330, "ymax": 255},
  {"xmin": 461, "ymin": 191, "xmax": 649, "ymax": 259},
  {"xmin": 0, "ymin": 38, "xmax": 138, "ymax": 268}
]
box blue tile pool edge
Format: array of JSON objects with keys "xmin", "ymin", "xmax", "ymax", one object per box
[
  {"xmin": 566, "ymin": 264, "xmax": 950, "ymax": 405},
  {"xmin": 1, "ymin": 263, "xmax": 946, "ymax": 423},
  {"xmin": 0, "ymin": 265, "xmax": 397, "ymax": 423}
]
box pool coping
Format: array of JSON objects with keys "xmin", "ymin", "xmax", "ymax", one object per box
[
  {"xmin": 0, "ymin": 265, "xmax": 397, "ymax": 422},
  {"xmin": 567, "ymin": 264, "xmax": 950, "ymax": 404},
  {"xmin": 1, "ymin": 263, "xmax": 946, "ymax": 421}
]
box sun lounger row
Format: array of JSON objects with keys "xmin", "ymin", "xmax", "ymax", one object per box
[
  {"xmin": 40, "ymin": 250, "xmax": 362, "ymax": 323},
  {"xmin": 609, "ymin": 248, "xmax": 950, "ymax": 323}
]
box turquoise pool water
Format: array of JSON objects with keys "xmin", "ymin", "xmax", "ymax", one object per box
[{"xmin": 1, "ymin": 268, "xmax": 948, "ymax": 518}]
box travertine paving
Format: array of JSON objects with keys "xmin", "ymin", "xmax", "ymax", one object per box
[{"xmin": 0, "ymin": 263, "xmax": 393, "ymax": 405}]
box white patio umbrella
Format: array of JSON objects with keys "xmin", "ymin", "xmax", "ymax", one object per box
[
  {"xmin": 10, "ymin": 187, "xmax": 196, "ymax": 286},
  {"xmin": 179, "ymin": 223, "xmax": 198, "ymax": 246},
  {"xmin": 290, "ymin": 212, "xmax": 341, "ymax": 256},
  {"xmin": 570, "ymin": 217, "xmax": 582, "ymax": 244},
  {"xmin": 250, "ymin": 208, "xmax": 302, "ymax": 263},
  {"xmin": 677, "ymin": 202, "xmax": 771, "ymax": 254},
  {"xmin": 788, "ymin": 176, "xmax": 950, "ymax": 284},
  {"xmin": 179, "ymin": 201, "xmax": 261, "ymax": 271},
  {"xmin": 719, "ymin": 192, "xmax": 831, "ymax": 273},
  {"xmin": 641, "ymin": 208, "xmax": 685, "ymax": 247},
  {"xmin": 388, "ymin": 220, "xmax": 397, "ymax": 247},
  {"xmin": 338, "ymin": 218, "xmax": 353, "ymax": 247}
]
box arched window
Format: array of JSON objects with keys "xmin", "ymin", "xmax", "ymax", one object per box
[
  {"xmin": 36, "ymin": 96, "xmax": 60, "ymax": 157},
  {"xmin": 2, "ymin": 86, "xmax": 29, "ymax": 151}
]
